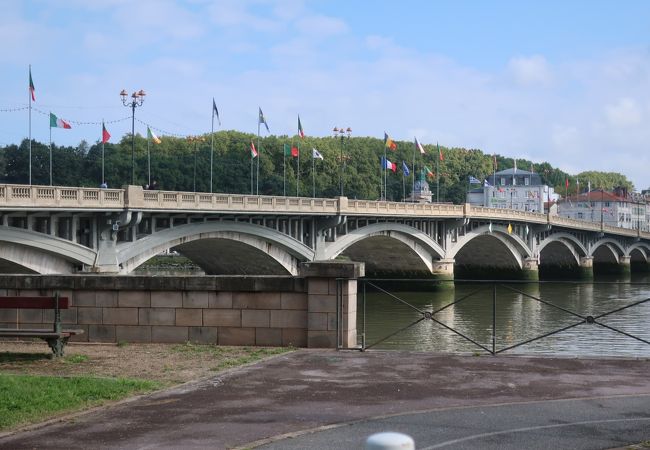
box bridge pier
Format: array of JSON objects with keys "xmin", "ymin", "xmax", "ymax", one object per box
[
  {"xmin": 578, "ymin": 257, "xmax": 594, "ymax": 280},
  {"xmin": 301, "ymin": 260, "xmax": 364, "ymax": 349},
  {"xmin": 431, "ymin": 258, "xmax": 454, "ymax": 288},
  {"xmin": 618, "ymin": 255, "xmax": 631, "ymax": 276},
  {"xmin": 521, "ymin": 257, "xmax": 539, "ymax": 281}
]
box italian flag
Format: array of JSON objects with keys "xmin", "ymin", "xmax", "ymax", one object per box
[
  {"xmin": 29, "ymin": 67, "xmax": 35, "ymax": 101},
  {"xmin": 49, "ymin": 113, "xmax": 71, "ymax": 129},
  {"xmin": 298, "ymin": 116, "xmax": 305, "ymax": 138},
  {"xmin": 147, "ymin": 127, "xmax": 161, "ymax": 144}
]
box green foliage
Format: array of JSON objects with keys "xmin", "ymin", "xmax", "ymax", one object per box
[
  {"xmin": 0, "ymin": 374, "xmax": 158, "ymax": 429},
  {"xmin": 0, "ymin": 133, "xmax": 635, "ymax": 204}
]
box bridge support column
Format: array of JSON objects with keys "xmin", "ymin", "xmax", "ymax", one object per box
[
  {"xmin": 521, "ymin": 257, "xmax": 539, "ymax": 281},
  {"xmin": 618, "ymin": 255, "xmax": 631, "ymax": 276},
  {"xmin": 301, "ymin": 260, "xmax": 365, "ymax": 349},
  {"xmin": 579, "ymin": 257, "xmax": 594, "ymax": 280},
  {"xmin": 431, "ymin": 259, "xmax": 454, "ymax": 289}
]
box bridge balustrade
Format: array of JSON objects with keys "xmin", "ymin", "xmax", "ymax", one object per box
[{"xmin": 0, "ymin": 184, "xmax": 123, "ymax": 208}]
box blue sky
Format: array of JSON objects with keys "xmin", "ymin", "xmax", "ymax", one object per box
[{"xmin": 2, "ymin": 0, "xmax": 650, "ymax": 188}]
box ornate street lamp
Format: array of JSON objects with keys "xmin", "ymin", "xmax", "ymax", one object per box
[
  {"xmin": 187, "ymin": 136, "xmax": 206, "ymax": 192},
  {"xmin": 120, "ymin": 89, "xmax": 146, "ymax": 185},
  {"xmin": 333, "ymin": 126, "xmax": 352, "ymax": 196}
]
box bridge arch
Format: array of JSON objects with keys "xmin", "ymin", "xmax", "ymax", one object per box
[
  {"xmin": 590, "ymin": 238, "xmax": 626, "ymax": 264},
  {"xmin": 319, "ymin": 223, "xmax": 445, "ymax": 274},
  {"xmin": 537, "ymin": 233, "xmax": 588, "ymax": 267},
  {"xmin": 447, "ymin": 225, "xmax": 531, "ymax": 270},
  {"xmin": 0, "ymin": 227, "xmax": 97, "ymax": 274},
  {"xmin": 117, "ymin": 222, "xmax": 315, "ymax": 275},
  {"xmin": 627, "ymin": 243, "xmax": 650, "ymax": 261}
]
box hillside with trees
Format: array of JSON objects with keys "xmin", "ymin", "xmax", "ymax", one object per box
[{"xmin": 0, "ymin": 132, "xmax": 635, "ymax": 204}]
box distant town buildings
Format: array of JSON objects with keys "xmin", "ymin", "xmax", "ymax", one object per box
[
  {"xmin": 557, "ymin": 187, "xmax": 650, "ymax": 231},
  {"xmin": 467, "ymin": 168, "xmax": 558, "ymax": 213}
]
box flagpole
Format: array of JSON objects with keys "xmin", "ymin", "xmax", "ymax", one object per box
[
  {"xmin": 49, "ymin": 113, "xmax": 52, "ymax": 186},
  {"xmin": 147, "ymin": 136, "xmax": 151, "ymax": 187},
  {"xmin": 101, "ymin": 120, "xmax": 105, "ymax": 186},
  {"xmin": 402, "ymin": 167, "xmax": 405, "ymax": 201},
  {"xmin": 210, "ymin": 101, "xmax": 214, "ymax": 193},
  {"xmin": 381, "ymin": 144, "xmax": 388, "ymax": 201},
  {"xmin": 283, "ymin": 145, "xmax": 286, "ymax": 196},
  {"xmin": 250, "ymin": 142, "xmax": 253, "ymax": 195},
  {"xmin": 28, "ymin": 65, "xmax": 32, "ymax": 185},
  {"xmin": 412, "ymin": 140, "xmax": 416, "ymax": 202},
  {"xmin": 256, "ymin": 120, "xmax": 260, "ymax": 195},
  {"xmin": 296, "ymin": 142, "xmax": 300, "ymax": 197},
  {"xmin": 436, "ymin": 142, "xmax": 440, "ymax": 203},
  {"xmin": 312, "ymin": 151, "xmax": 316, "ymax": 198}
]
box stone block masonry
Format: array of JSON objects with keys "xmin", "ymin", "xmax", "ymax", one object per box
[{"xmin": 0, "ymin": 261, "xmax": 363, "ymax": 349}]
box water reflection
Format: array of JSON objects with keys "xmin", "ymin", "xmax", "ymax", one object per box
[{"xmin": 359, "ymin": 277, "xmax": 650, "ymax": 357}]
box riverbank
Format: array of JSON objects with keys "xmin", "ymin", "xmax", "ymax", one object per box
[
  {"xmin": 0, "ymin": 342, "xmax": 290, "ymax": 432},
  {"xmin": 1, "ymin": 350, "xmax": 649, "ymax": 449}
]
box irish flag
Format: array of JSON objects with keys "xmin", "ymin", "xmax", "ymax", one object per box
[
  {"xmin": 49, "ymin": 113, "xmax": 71, "ymax": 129},
  {"xmin": 147, "ymin": 126, "xmax": 161, "ymax": 144},
  {"xmin": 298, "ymin": 116, "xmax": 305, "ymax": 138}
]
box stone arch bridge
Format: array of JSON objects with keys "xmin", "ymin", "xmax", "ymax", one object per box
[{"xmin": 1, "ymin": 184, "xmax": 649, "ymax": 280}]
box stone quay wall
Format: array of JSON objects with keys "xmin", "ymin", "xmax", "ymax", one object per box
[{"xmin": 0, "ymin": 262, "xmax": 363, "ymax": 348}]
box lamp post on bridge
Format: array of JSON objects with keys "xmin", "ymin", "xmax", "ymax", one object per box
[
  {"xmin": 120, "ymin": 89, "xmax": 146, "ymax": 186},
  {"xmin": 333, "ymin": 126, "xmax": 351, "ymax": 196}
]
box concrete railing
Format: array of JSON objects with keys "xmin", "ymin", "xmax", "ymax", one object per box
[
  {"xmin": 0, "ymin": 184, "xmax": 124, "ymax": 209},
  {"xmin": 0, "ymin": 183, "xmax": 648, "ymax": 239}
]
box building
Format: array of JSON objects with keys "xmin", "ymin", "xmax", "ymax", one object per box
[
  {"xmin": 558, "ymin": 188, "xmax": 649, "ymax": 231},
  {"xmin": 467, "ymin": 168, "xmax": 557, "ymax": 213}
]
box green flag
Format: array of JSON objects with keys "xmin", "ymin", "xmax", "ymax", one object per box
[{"xmin": 284, "ymin": 143, "xmax": 292, "ymax": 156}]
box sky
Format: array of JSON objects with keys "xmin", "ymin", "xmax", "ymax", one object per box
[{"xmin": 2, "ymin": 0, "xmax": 650, "ymax": 188}]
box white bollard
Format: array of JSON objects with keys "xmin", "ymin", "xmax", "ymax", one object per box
[{"xmin": 366, "ymin": 432, "xmax": 415, "ymax": 450}]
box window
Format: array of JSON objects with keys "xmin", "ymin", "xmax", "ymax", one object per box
[
  {"xmin": 604, "ymin": 202, "xmax": 610, "ymax": 207},
  {"xmin": 577, "ymin": 212, "xmax": 584, "ymax": 219},
  {"xmin": 524, "ymin": 178, "xmax": 530, "ymax": 186},
  {"xmin": 500, "ymin": 177, "xmax": 506, "ymax": 186}
]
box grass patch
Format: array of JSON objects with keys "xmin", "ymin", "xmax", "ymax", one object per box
[
  {"xmin": 0, "ymin": 374, "xmax": 159, "ymax": 430},
  {"xmin": 63, "ymin": 354, "xmax": 89, "ymax": 364},
  {"xmin": 171, "ymin": 343, "xmax": 291, "ymax": 371}
]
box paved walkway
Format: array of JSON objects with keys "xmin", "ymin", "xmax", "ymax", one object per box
[{"xmin": 2, "ymin": 350, "xmax": 650, "ymax": 449}]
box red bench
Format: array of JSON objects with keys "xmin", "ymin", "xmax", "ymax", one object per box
[{"xmin": 0, "ymin": 293, "xmax": 84, "ymax": 357}]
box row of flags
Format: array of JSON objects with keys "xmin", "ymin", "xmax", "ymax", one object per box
[{"xmin": 27, "ymin": 67, "xmax": 449, "ymax": 186}]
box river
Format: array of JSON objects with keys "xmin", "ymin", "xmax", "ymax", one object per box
[{"xmin": 358, "ymin": 275, "xmax": 650, "ymax": 357}]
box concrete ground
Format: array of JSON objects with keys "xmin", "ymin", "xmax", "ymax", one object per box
[{"xmin": 1, "ymin": 350, "xmax": 650, "ymax": 449}]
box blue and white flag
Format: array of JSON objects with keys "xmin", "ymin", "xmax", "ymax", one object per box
[
  {"xmin": 469, "ymin": 175, "xmax": 481, "ymax": 184},
  {"xmin": 484, "ymin": 179, "xmax": 491, "ymax": 187},
  {"xmin": 402, "ymin": 161, "xmax": 410, "ymax": 177}
]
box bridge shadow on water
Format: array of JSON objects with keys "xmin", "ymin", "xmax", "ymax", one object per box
[{"xmin": 353, "ymin": 275, "xmax": 650, "ymax": 358}]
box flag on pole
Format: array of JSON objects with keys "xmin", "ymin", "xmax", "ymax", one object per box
[
  {"xmin": 381, "ymin": 156, "xmax": 396, "ymax": 172},
  {"xmin": 438, "ymin": 142, "xmax": 444, "ymax": 161},
  {"xmin": 484, "ymin": 179, "xmax": 491, "ymax": 187},
  {"xmin": 291, "ymin": 146, "xmax": 299, "ymax": 158},
  {"xmin": 469, "ymin": 176, "xmax": 481, "ymax": 184},
  {"xmin": 298, "ymin": 116, "xmax": 305, "ymax": 138},
  {"xmin": 147, "ymin": 126, "xmax": 161, "ymax": 144},
  {"xmin": 284, "ymin": 143, "xmax": 292, "ymax": 156},
  {"xmin": 384, "ymin": 132, "xmax": 397, "ymax": 150},
  {"xmin": 29, "ymin": 67, "xmax": 36, "ymax": 101},
  {"xmin": 414, "ymin": 137, "xmax": 425, "ymax": 154},
  {"xmin": 258, "ymin": 107, "xmax": 270, "ymax": 132},
  {"xmin": 212, "ymin": 98, "xmax": 221, "ymax": 126},
  {"xmin": 402, "ymin": 161, "xmax": 410, "ymax": 177},
  {"xmin": 424, "ymin": 166, "xmax": 434, "ymax": 178},
  {"xmin": 565, "ymin": 178, "xmax": 569, "ymax": 189},
  {"xmin": 49, "ymin": 113, "xmax": 71, "ymax": 129},
  {"xmin": 312, "ymin": 148, "xmax": 324, "ymax": 160},
  {"xmin": 250, "ymin": 141, "xmax": 258, "ymax": 158},
  {"xmin": 102, "ymin": 122, "xmax": 111, "ymax": 143}
]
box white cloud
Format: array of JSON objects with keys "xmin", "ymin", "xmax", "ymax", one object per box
[
  {"xmin": 507, "ymin": 55, "xmax": 554, "ymax": 87},
  {"xmin": 605, "ymin": 98, "xmax": 643, "ymax": 127},
  {"xmin": 295, "ymin": 15, "xmax": 348, "ymax": 36}
]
